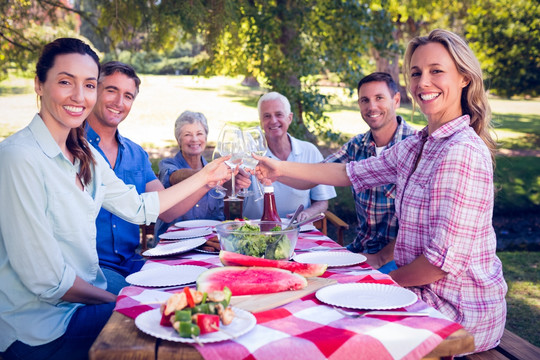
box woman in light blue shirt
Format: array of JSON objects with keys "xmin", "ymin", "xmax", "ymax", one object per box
[{"xmin": 0, "ymin": 38, "xmax": 231, "ymax": 360}]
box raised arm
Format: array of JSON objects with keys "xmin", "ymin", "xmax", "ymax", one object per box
[
  {"xmin": 253, "ymin": 154, "xmax": 352, "ymax": 189},
  {"xmin": 169, "ymin": 168, "xmax": 199, "ymax": 185},
  {"xmin": 157, "ymin": 156, "xmax": 232, "ymax": 214},
  {"xmin": 144, "ymin": 178, "xmax": 210, "ymax": 223}
]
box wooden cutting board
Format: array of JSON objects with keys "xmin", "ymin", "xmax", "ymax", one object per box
[{"xmin": 229, "ymin": 277, "xmax": 337, "ymax": 313}]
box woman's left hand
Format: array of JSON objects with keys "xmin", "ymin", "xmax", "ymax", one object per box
[
  {"xmin": 252, "ymin": 154, "xmax": 280, "ymax": 185},
  {"xmin": 203, "ymin": 155, "xmax": 233, "ymax": 187}
]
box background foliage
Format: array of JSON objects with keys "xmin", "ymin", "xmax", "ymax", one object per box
[
  {"xmin": 2, "ymin": 0, "xmax": 539, "ymax": 141},
  {"xmin": 466, "ymin": 0, "xmax": 540, "ymax": 97}
]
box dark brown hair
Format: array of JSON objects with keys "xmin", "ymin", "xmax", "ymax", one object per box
[
  {"xmin": 36, "ymin": 38, "xmax": 100, "ymax": 185},
  {"xmin": 99, "ymin": 61, "xmax": 141, "ymax": 95},
  {"xmin": 357, "ymin": 72, "xmax": 399, "ymax": 96}
]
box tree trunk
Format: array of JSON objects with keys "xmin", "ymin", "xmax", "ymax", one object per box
[
  {"xmin": 372, "ymin": 25, "xmax": 410, "ymax": 104},
  {"xmin": 241, "ymin": 75, "xmax": 259, "ymax": 87},
  {"xmin": 275, "ymin": 0, "xmax": 317, "ymax": 143}
]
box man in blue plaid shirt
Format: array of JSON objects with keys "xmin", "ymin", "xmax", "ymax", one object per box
[{"xmin": 324, "ymin": 72, "xmax": 417, "ymax": 273}]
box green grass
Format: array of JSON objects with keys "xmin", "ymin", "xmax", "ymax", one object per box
[
  {"xmin": 494, "ymin": 156, "xmax": 540, "ymax": 214},
  {"xmin": 497, "ymin": 251, "xmax": 540, "ymax": 346},
  {"xmin": 0, "ymin": 76, "xmax": 33, "ymax": 95},
  {"xmin": 2, "ymin": 74, "xmax": 540, "ymax": 151}
]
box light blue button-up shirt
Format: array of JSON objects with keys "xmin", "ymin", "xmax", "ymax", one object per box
[{"xmin": 0, "ymin": 115, "xmax": 159, "ymax": 350}]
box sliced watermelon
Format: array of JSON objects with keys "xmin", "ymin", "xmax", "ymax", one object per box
[
  {"xmin": 219, "ymin": 250, "xmax": 327, "ymax": 277},
  {"xmin": 197, "ymin": 266, "xmax": 308, "ymax": 295}
]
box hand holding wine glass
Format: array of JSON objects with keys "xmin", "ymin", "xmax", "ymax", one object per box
[
  {"xmin": 218, "ymin": 126, "xmax": 245, "ymax": 202},
  {"xmin": 208, "ymin": 147, "xmax": 227, "ymax": 199}
]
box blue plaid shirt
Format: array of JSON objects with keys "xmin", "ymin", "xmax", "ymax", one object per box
[{"xmin": 324, "ymin": 116, "xmax": 416, "ymax": 253}]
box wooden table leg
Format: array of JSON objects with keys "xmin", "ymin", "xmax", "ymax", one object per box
[{"xmin": 158, "ymin": 340, "xmax": 202, "ymax": 360}]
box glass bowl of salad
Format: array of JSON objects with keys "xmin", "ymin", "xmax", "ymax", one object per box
[{"xmin": 215, "ymin": 220, "xmax": 298, "ymax": 260}]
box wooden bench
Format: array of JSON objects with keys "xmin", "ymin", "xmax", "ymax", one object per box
[{"xmin": 461, "ymin": 329, "xmax": 540, "ymax": 360}]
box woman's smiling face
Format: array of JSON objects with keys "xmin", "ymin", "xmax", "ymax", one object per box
[
  {"xmin": 409, "ymin": 42, "xmax": 469, "ymax": 130},
  {"xmin": 179, "ymin": 122, "xmax": 207, "ymax": 158},
  {"xmin": 35, "ymin": 53, "xmax": 98, "ymax": 134}
]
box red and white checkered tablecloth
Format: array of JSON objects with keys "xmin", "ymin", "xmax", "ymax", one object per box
[{"xmin": 115, "ymin": 229, "xmax": 463, "ymax": 360}]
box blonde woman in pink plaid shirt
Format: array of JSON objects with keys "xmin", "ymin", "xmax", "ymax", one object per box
[{"xmin": 255, "ymin": 29, "xmax": 507, "ymax": 354}]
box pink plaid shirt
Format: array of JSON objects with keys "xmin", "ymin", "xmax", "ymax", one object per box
[{"xmin": 347, "ymin": 115, "xmax": 507, "ymax": 353}]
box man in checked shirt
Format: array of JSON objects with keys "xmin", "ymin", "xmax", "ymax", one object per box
[{"xmin": 324, "ymin": 72, "xmax": 417, "ymax": 273}]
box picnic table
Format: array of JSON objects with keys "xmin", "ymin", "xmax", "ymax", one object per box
[{"xmin": 90, "ymin": 227, "xmax": 474, "ymax": 360}]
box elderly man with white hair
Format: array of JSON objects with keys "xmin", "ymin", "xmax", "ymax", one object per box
[{"xmin": 241, "ymin": 92, "xmax": 336, "ymax": 221}]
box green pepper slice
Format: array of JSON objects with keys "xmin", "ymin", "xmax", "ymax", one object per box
[
  {"xmin": 174, "ymin": 310, "xmax": 192, "ymax": 323},
  {"xmin": 191, "ymin": 303, "xmax": 210, "ymax": 315},
  {"xmin": 177, "ymin": 322, "xmax": 200, "ymax": 338}
]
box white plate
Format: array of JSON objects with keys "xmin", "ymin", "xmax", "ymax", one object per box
[
  {"xmin": 142, "ymin": 237, "xmax": 207, "ymax": 257},
  {"xmin": 125, "ymin": 265, "xmax": 208, "ymax": 287},
  {"xmin": 174, "ymin": 219, "xmax": 222, "ymax": 228},
  {"xmin": 194, "ymin": 248, "xmax": 220, "ymax": 255},
  {"xmin": 293, "ymin": 251, "xmax": 366, "ymax": 267},
  {"xmin": 316, "ymin": 283, "xmax": 418, "ymax": 310},
  {"xmin": 135, "ymin": 307, "xmax": 256, "ymax": 343},
  {"xmin": 300, "ymin": 224, "xmax": 317, "ymax": 232},
  {"xmin": 159, "ymin": 227, "xmax": 212, "ymax": 240}
]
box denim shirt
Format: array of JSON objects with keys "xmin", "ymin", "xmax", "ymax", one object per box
[
  {"xmin": 86, "ymin": 125, "xmax": 158, "ymax": 276},
  {"xmin": 0, "ymin": 115, "xmax": 159, "ymax": 350},
  {"xmin": 154, "ymin": 151, "xmax": 225, "ymax": 237}
]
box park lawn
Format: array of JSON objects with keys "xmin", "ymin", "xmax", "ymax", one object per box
[
  {"xmin": 497, "ymin": 251, "xmax": 540, "ymax": 347},
  {"xmin": 1, "ymin": 74, "xmax": 540, "ymax": 150}
]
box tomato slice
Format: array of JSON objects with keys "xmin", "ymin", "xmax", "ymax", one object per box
[
  {"xmin": 196, "ymin": 314, "xmax": 220, "ymax": 334},
  {"xmin": 184, "ymin": 286, "xmax": 195, "ymax": 308},
  {"xmin": 160, "ymin": 311, "xmax": 172, "ymax": 327}
]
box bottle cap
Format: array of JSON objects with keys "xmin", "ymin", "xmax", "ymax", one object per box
[{"xmin": 263, "ymin": 185, "xmax": 274, "ymax": 193}]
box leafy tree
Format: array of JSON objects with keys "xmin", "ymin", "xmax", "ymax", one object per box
[
  {"xmin": 3, "ymin": 0, "xmax": 538, "ymax": 135},
  {"xmin": 381, "ymin": 0, "xmax": 475, "ymax": 101},
  {"xmin": 148, "ymin": 0, "xmax": 396, "ymax": 142},
  {"xmin": 466, "ymin": 0, "xmax": 540, "ymax": 98},
  {"xmin": 0, "ymin": 1, "xmax": 104, "ymax": 80},
  {"xmin": 0, "ymin": 0, "xmax": 85, "ymax": 80}
]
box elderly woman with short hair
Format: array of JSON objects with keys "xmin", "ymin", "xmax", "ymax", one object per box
[{"xmin": 154, "ymin": 111, "xmax": 225, "ymax": 237}]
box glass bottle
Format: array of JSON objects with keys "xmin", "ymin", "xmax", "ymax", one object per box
[{"xmin": 260, "ymin": 185, "xmax": 280, "ymax": 230}]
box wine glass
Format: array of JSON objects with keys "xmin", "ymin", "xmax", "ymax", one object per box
[
  {"xmin": 208, "ymin": 147, "xmax": 227, "ymax": 199},
  {"xmin": 218, "ymin": 126, "xmax": 245, "ymax": 202},
  {"xmin": 235, "ymin": 134, "xmax": 256, "ymax": 198},
  {"xmin": 239, "ymin": 126, "xmax": 267, "ymax": 200},
  {"xmin": 245, "ymin": 126, "xmax": 268, "ymax": 158}
]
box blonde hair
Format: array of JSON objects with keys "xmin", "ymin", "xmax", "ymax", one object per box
[{"xmin": 403, "ymin": 29, "xmax": 496, "ymax": 160}]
